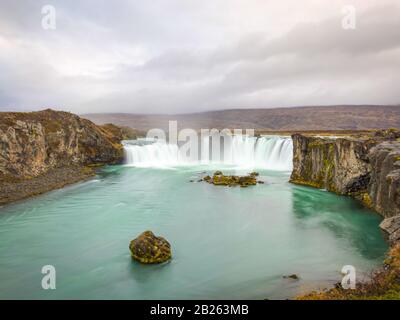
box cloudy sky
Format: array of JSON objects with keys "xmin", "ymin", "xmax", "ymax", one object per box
[{"xmin": 0, "ymin": 0, "xmax": 399, "ymax": 114}]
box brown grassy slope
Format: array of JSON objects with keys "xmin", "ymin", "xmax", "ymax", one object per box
[{"xmin": 82, "ymin": 105, "xmax": 400, "ymax": 131}]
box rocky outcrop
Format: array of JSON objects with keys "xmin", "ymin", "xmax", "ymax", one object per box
[
  {"xmin": 0, "ymin": 110, "xmax": 123, "ymax": 179},
  {"xmin": 0, "ymin": 109, "xmax": 127, "ymax": 204},
  {"xmin": 368, "ymin": 142, "xmax": 400, "ymax": 217},
  {"xmin": 368, "ymin": 142, "xmax": 400, "ymax": 244},
  {"xmin": 0, "ymin": 109, "xmax": 124, "ymax": 181},
  {"xmin": 203, "ymin": 171, "xmax": 260, "ymax": 187},
  {"xmin": 290, "ymin": 131, "xmax": 400, "ymax": 245},
  {"xmin": 290, "ymin": 134, "xmax": 375, "ymax": 195},
  {"xmin": 380, "ymin": 215, "xmax": 400, "ymax": 245},
  {"xmin": 129, "ymin": 231, "xmax": 172, "ymax": 264},
  {"xmin": 99, "ymin": 123, "xmax": 141, "ymax": 141}
]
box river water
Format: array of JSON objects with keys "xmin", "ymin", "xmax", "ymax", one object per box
[{"xmin": 0, "ymin": 137, "xmax": 388, "ymax": 299}]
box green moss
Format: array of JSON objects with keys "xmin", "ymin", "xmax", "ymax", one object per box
[
  {"xmin": 81, "ymin": 166, "xmax": 96, "ymax": 175},
  {"xmin": 361, "ymin": 193, "xmax": 373, "ymax": 208},
  {"xmin": 129, "ymin": 231, "xmax": 172, "ymax": 264},
  {"xmin": 367, "ymin": 287, "xmax": 400, "ymax": 300},
  {"xmin": 289, "ymin": 179, "xmax": 323, "ymax": 189},
  {"xmin": 203, "ymin": 171, "xmax": 258, "ymax": 187},
  {"xmin": 308, "ymin": 141, "xmax": 324, "ymax": 148}
]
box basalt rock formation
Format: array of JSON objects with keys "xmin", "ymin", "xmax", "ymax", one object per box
[
  {"xmin": 290, "ymin": 130, "xmax": 400, "ymax": 245},
  {"xmin": 368, "ymin": 142, "xmax": 400, "ymax": 218},
  {"xmin": 290, "ymin": 134, "xmax": 374, "ymax": 196},
  {"xmin": 0, "ymin": 109, "xmax": 127, "ymax": 205},
  {"xmin": 129, "ymin": 231, "xmax": 172, "ymax": 264}
]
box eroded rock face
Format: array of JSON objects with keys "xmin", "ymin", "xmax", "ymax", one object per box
[
  {"xmin": 290, "ymin": 134, "xmax": 374, "ymax": 194},
  {"xmin": 368, "ymin": 142, "xmax": 400, "ymax": 217},
  {"xmin": 290, "ymin": 133, "xmax": 400, "ymax": 244},
  {"xmin": 290, "ymin": 134, "xmax": 400, "ymax": 218},
  {"xmin": 129, "ymin": 231, "xmax": 172, "ymax": 264},
  {"xmin": 0, "ymin": 109, "xmax": 124, "ymax": 181}
]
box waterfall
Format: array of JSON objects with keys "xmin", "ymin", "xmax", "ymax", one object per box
[{"xmin": 123, "ymin": 136, "xmax": 293, "ymax": 171}]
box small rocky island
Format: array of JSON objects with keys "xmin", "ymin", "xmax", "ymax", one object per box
[
  {"xmin": 129, "ymin": 231, "xmax": 172, "ymax": 264},
  {"xmin": 202, "ymin": 171, "xmax": 263, "ymax": 187}
]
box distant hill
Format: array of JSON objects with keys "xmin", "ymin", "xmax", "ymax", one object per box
[{"xmin": 82, "ymin": 105, "xmax": 400, "ymax": 132}]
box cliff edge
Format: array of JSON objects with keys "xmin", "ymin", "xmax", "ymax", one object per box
[
  {"xmin": 291, "ymin": 130, "xmax": 400, "ymax": 299},
  {"xmin": 0, "ymin": 109, "xmax": 127, "ymax": 205},
  {"xmin": 290, "ymin": 130, "xmax": 400, "ymax": 244}
]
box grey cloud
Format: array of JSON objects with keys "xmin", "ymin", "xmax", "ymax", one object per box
[{"xmin": 0, "ymin": 1, "xmax": 399, "ymax": 113}]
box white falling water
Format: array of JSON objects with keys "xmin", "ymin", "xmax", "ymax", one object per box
[{"xmin": 123, "ymin": 136, "xmax": 293, "ymax": 171}]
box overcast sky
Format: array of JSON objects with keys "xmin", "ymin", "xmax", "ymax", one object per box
[{"xmin": 0, "ymin": 0, "xmax": 399, "ymax": 114}]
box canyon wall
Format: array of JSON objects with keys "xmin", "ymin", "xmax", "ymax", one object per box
[
  {"xmin": 0, "ymin": 109, "xmax": 128, "ymax": 204},
  {"xmin": 0, "ymin": 109, "xmax": 125, "ymax": 180},
  {"xmin": 290, "ymin": 131, "xmax": 400, "ymax": 244}
]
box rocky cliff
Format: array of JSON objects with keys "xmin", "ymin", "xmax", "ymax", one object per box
[
  {"xmin": 0, "ymin": 109, "xmax": 127, "ymax": 204},
  {"xmin": 290, "ymin": 134, "xmax": 374, "ymax": 195},
  {"xmin": 290, "ymin": 130, "xmax": 400, "ymax": 245},
  {"xmin": 368, "ymin": 142, "xmax": 400, "ymax": 217}
]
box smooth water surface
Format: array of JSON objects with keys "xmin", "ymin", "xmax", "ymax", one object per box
[{"xmin": 0, "ymin": 165, "xmax": 388, "ymax": 299}]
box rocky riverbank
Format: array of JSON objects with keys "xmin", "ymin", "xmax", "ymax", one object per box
[
  {"xmin": 290, "ymin": 129, "xmax": 400, "ymax": 299},
  {"xmin": 0, "ymin": 166, "xmax": 97, "ymax": 205},
  {"xmin": 0, "ymin": 109, "xmax": 131, "ymax": 205},
  {"xmin": 298, "ymin": 244, "xmax": 400, "ymax": 300}
]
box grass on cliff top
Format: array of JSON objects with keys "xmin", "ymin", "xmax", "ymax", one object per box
[
  {"xmin": 255, "ymin": 129, "xmax": 378, "ymax": 137},
  {"xmin": 297, "ymin": 245, "xmax": 400, "ymax": 300}
]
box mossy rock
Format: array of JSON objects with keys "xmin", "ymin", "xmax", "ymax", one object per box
[
  {"xmin": 203, "ymin": 171, "xmax": 258, "ymax": 187},
  {"xmin": 361, "ymin": 192, "xmax": 373, "ymax": 208},
  {"xmin": 238, "ymin": 175, "xmax": 257, "ymax": 187},
  {"xmin": 129, "ymin": 231, "xmax": 172, "ymax": 264}
]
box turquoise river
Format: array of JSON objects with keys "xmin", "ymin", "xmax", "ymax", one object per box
[{"xmin": 0, "ymin": 137, "xmax": 389, "ymax": 299}]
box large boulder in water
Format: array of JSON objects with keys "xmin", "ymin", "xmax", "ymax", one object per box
[{"xmin": 129, "ymin": 231, "xmax": 172, "ymax": 264}]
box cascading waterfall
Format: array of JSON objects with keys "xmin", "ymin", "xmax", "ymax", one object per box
[{"xmin": 123, "ymin": 136, "xmax": 293, "ymax": 170}]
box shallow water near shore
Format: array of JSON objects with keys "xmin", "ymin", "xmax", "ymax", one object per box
[{"xmin": 0, "ymin": 165, "xmax": 388, "ymax": 299}]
